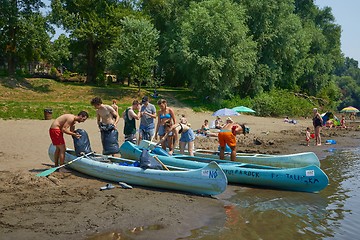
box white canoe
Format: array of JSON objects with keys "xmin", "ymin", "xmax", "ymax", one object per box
[{"xmin": 48, "ymin": 144, "xmax": 227, "ymax": 196}]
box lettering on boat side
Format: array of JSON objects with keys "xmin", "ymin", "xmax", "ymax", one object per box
[
  {"xmin": 223, "ymin": 170, "xmax": 260, "ymax": 178},
  {"xmin": 277, "ymin": 174, "xmax": 320, "ymax": 184},
  {"xmin": 202, "ymin": 170, "xmax": 218, "ymax": 179},
  {"xmin": 285, "ymin": 174, "xmax": 303, "ymax": 181}
]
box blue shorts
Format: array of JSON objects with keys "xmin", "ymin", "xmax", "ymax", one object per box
[
  {"xmin": 139, "ymin": 125, "xmax": 155, "ymax": 140},
  {"xmin": 158, "ymin": 125, "xmax": 173, "ymax": 137},
  {"xmin": 180, "ymin": 129, "xmax": 195, "ymax": 143}
]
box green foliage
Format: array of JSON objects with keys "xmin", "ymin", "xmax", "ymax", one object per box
[
  {"xmin": 251, "ymin": 89, "xmax": 315, "ymax": 117},
  {"xmin": 48, "ymin": 34, "xmax": 71, "ymax": 68},
  {"xmin": 177, "ymin": 0, "xmax": 257, "ymax": 102},
  {"xmin": 50, "ymin": 0, "xmax": 138, "ymax": 83},
  {"xmin": 106, "ymin": 16, "xmax": 160, "ymax": 90},
  {"xmin": 336, "ymin": 75, "xmax": 360, "ymax": 109},
  {"xmin": 0, "ymin": 0, "xmax": 50, "ymax": 75}
]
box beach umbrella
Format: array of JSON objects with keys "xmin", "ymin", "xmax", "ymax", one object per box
[
  {"xmin": 212, "ymin": 108, "xmax": 240, "ymax": 116},
  {"xmin": 340, "ymin": 106, "xmax": 359, "ymax": 113},
  {"xmin": 232, "ymin": 106, "xmax": 256, "ymax": 113}
]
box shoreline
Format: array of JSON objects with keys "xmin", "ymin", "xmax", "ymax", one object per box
[{"xmin": 1, "ymin": 111, "xmax": 359, "ymax": 239}]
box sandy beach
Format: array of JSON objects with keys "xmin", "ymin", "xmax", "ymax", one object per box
[{"xmin": 1, "ymin": 106, "xmax": 359, "ymax": 240}]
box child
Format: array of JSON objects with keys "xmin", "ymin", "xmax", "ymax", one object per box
[
  {"xmin": 340, "ymin": 115, "xmax": 346, "ymax": 128},
  {"xmin": 306, "ymin": 127, "xmax": 311, "ymax": 146}
]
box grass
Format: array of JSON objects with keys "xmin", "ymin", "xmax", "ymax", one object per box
[
  {"xmin": 0, "ymin": 77, "xmax": 201, "ymax": 119},
  {"xmin": 0, "ymin": 77, "xmax": 321, "ymax": 119}
]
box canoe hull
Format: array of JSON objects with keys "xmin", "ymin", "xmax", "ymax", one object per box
[
  {"xmin": 48, "ymin": 144, "xmax": 227, "ymax": 196},
  {"xmin": 120, "ymin": 141, "xmax": 329, "ymax": 193},
  {"xmin": 139, "ymin": 140, "xmax": 320, "ymax": 168}
]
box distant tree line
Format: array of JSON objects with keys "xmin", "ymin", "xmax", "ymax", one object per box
[{"xmin": 0, "ymin": 0, "xmax": 359, "ymax": 109}]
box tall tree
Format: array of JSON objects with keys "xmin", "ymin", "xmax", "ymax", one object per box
[
  {"xmin": 239, "ymin": 0, "xmax": 311, "ymax": 96},
  {"xmin": 176, "ymin": 0, "xmax": 257, "ymax": 101},
  {"xmin": 0, "ymin": 0, "xmax": 46, "ymax": 75},
  {"xmin": 50, "ymin": 0, "xmax": 137, "ymax": 84},
  {"xmin": 106, "ymin": 16, "xmax": 160, "ymax": 91},
  {"xmin": 294, "ymin": 0, "xmax": 342, "ymax": 95},
  {"xmin": 141, "ymin": 0, "xmax": 194, "ymax": 86}
]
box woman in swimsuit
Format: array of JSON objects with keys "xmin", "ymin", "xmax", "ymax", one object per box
[
  {"xmin": 312, "ymin": 108, "xmax": 323, "ymax": 146},
  {"xmin": 155, "ymin": 99, "xmax": 176, "ymax": 152},
  {"xmin": 200, "ymin": 119, "xmax": 210, "ymax": 135},
  {"xmin": 157, "ymin": 121, "xmax": 195, "ymax": 156}
]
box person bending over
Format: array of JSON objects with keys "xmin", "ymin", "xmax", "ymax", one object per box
[
  {"xmin": 49, "ymin": 111, "xmax": 89, "ymax": 167},
  {"xmin": 218, "ymin": 117, "xmax": 248, "ymax": 161},
  {"xmin": 156, "ymin": 121, "xmax": 195, "ymax": 156}
]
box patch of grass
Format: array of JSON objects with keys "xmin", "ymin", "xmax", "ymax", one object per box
[
  {"xmin": 0, "ymin": 77, "xmax": 321, "ymax": 119},
  {"xmin": 0, "ymin": 78, "xmax": 197, "ymax": 119}
]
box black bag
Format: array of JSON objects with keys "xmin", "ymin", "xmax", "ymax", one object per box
[
  {"xmin": 139, "ymin": 149, "xmax": 163, "ymax": 170},
  {"xmin": 100, "ymin": 125, "xmax": 119, "ymax": 155},
  {"xmin": 72, "ymin": 129, "xmax": 92, "ymax": 156}
]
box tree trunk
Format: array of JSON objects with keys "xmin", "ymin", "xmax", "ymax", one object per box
[
  {"xmin": 7, "ymin": 0, "xmax": 17, "ymax": 76},
  {"xmin": 86, "ymin": 40, "xmax": 97, "ymax": 83}
]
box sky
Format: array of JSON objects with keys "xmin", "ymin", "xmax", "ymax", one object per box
[
  {"xmin": 43, "ymin": 0, "xmax": 359, "ymax": 63},
  {"xmin": 315, "ymin": 0, "xmax": 360, "ymax": 62}
]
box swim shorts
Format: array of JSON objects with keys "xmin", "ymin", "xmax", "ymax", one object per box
[
  {"xmin": 179, "ymin": 129, "xmax": 195, "ymax": 143},
  {"xmin": 218, "ymin": 131, "xmax": 236, "ymax": 148},
  {"xmin": 49, "ymin": 128, "xmax": 65, "ymax": 145}
]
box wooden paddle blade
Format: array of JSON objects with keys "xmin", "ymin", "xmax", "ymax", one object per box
[
  {"xmin": 153, "ymin": 155, "xmax": 170, "ymax": 171},
  {"xmin": 36, "ymin": 166, "xmax": 60, "ymax": 177}
]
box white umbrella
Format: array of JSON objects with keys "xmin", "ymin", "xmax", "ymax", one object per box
[{"xmin": 212, "ymin": 108, "xmax": 240, "ymax": 116}]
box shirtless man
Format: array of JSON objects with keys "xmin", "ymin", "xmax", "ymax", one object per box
[
  {"xmin": 218, "ymin": 117, "xmax": 249, "ymax": 161},
  {"xmin": 49, "ymin": 111, "xmax": 89, "ymax": 167},
  {"xmin": 91, "ymin": 97, "xmax": 120, "ymax": 154},
  {"xmin": 91, "ymin": 97, "xmax": 119, "ymax": 128}
]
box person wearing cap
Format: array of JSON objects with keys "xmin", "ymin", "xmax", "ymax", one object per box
[
  {"xmin": 138, "ymin": 96, "xmax": 157, "ymax": 143},
  {"xmin": 122, "ymin": 100, "xmax": 141, "ymax": 143},
  {"xmin": 218, "ymin": 117, "xmax": 248, "ymax": 161}
]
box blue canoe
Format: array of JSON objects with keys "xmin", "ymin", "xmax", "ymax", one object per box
[
  {"xmin": 48, "ymin": 144, "xmax": 227, "ymax": 196},
  {"xmin": 139, "ymin": 140, "xmax": 320, "ymax": 168},
  {"xmin": 120, "ymin": 141, "xmax": 329, "ymax": 193}
]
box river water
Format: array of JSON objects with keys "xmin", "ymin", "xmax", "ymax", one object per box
[{"xmin": 187, "ymin": 148, "xmax": 360, "ymax": 240}]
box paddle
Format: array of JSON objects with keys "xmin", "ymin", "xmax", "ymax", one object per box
[
  {"xmin": 36, "ymin": 152, "xmax": 93, "ymax": 177},
  {"xmin": 153, "ymin": 155, "xmax": 170, "ymax": 171}
]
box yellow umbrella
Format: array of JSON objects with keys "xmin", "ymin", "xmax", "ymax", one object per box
[{"xmin": 340, "ymin": 106, "xmax": 359, "ymax": 113}]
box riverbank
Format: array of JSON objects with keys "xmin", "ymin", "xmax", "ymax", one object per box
[{"xmin": 1, "ymin": 108, "xmax": 359, "ymax": 240}]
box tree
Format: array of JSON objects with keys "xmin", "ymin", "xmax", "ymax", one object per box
[
  {"xmin": 48, "ymin": 34, "xmax": 71, "ymax": 69},
  {"xmin": 106, "ymin": 16, "xmax": 160, "ymax": 91},
  {"xmin": 239, "ymin": 0, "xmax": 311, "ymax": 96},
  {"xmin": 294, "ymin": 1, "xmax": 342, "ymax": 96},
  {"xmin": 0, "ymin": 0, "xmax": 47, "ymax": 75},
  {"xmin": 141, "ymin": 0, "xmax": 193, "ymax": 87},
  {"xmin": 176, "ymin": 0, "xmax": 257, "ymax": 102},
  {"xmin": 50, "ymin": 0, "xmax": 138, "ymax": 84}
]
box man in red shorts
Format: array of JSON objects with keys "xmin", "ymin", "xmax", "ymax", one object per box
[
  {"xmin": 218, "ymin": 117, "xmax": 249, "ymax": 161},
  {"xmin": 49, "ymin": 111, "xmax": 89, "ymax": 167}
]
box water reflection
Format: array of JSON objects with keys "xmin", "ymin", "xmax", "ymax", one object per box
[{"xmin": 188, "ymin": 148, "xmax": 360, "ymax": 240}]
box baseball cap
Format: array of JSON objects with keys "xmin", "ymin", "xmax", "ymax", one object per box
[{"xmin": 141, "ymin": 96, "xmax": 149, "ymax": 103}]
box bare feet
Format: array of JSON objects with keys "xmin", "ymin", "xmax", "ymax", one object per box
[{"xmin": 58, "ymin": 168, "xmax": 71, "ymax": 173}]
